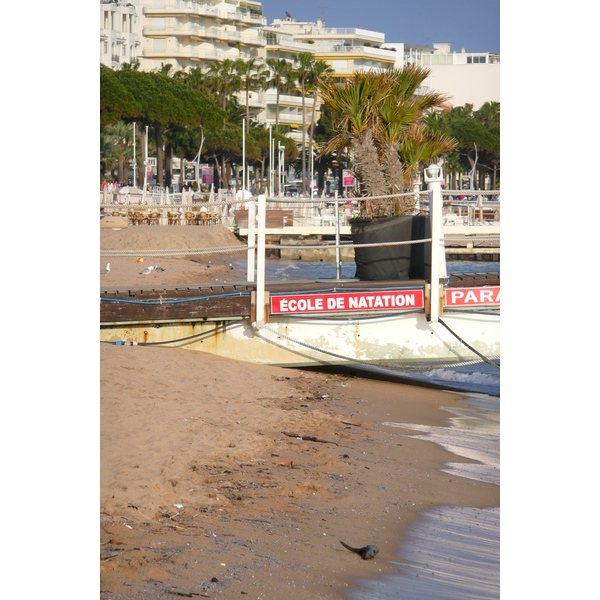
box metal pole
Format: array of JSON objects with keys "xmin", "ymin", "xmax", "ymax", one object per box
[
  {"xmin": 242, "ymin": 119, "xmax": 246, "ymax": 201},
  {"xmin": 334, "ymin": 191, "xmax": 341, "ymax": 280},
  {"xmin": 255, "ymin": 194, "xmax": 267, "ymax": 326},
  {"xmin": 132, "ymin": 122, "xmax": 136, "ymax": 188},
  {"xmin": 142, "ymin": 125, "xmax": 148, "ymax": 203},
  {"xmin": 247, "ymin": 198, "xmax": 255, "ymax": 282},
  {"xmin": 268, "ymin": 124, "xmax": 273, "ymax": 195},
  {"xmin": 425, "ymin": 166, "xmax": 446, "ymax": 322}
]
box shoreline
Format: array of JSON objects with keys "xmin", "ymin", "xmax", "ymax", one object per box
[{"xmin": 100, "ymin": 344, "xmax": 499, "ymax": 598}]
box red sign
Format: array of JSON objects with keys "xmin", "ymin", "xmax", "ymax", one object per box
[
  {"xmin": 270, "ymin": 289, "xmax": 424, "ymax": 315},
  {"xmin": 342, "ymin": 169, "xmax": 354, "ymax": 187},
  {"xmin": 445, "ymin": 286, "xmax": 500, "ymax": 307}
]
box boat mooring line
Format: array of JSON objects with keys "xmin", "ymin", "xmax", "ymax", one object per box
[
  {"xmin": 437, "ymin": 318, "xmax": 500, "ymax": 370},
  {"xmin": 258, "ymin": 323, "xmax": 496, "ymax": 371},
  {"xmin": 101, "ymin": 321, "xmax": 234, "ymax": 347}
]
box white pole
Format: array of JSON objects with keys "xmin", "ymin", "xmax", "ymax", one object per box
[
  {"xmin": 247, "ymin": 198, "xmax": 256, "ymax": 282},
  {"xmin": 425, "ymin": 165, "xmax": 446, "ymax": 322},
  {"xmin": 334, "ymin": 191, "xmax": 341, "ymax": 279},
  {"xmin": 268, "ymin": 124, "xmax": 273, "ymax": 196},
  {"xmin": 242, "ymin": 119, "xmax": 246, "ymax": 201},
  {"xmin": 142, "ymin": 125, "xmax": 148, "ymax": 203},
  {"xmin": 255, "ymin": 194, "xmax": 267, "ymax": 326},
  {"xmin": 133, "ymin": 122, "xmax": 136, "ymax": 188}
]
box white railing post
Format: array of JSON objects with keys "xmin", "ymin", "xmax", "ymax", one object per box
[
  {"xmin": 255, "ymin": 194, "xmax": 267, "ymax": 326},
  {"xmin": 247, "ymin": 198, "xmax": 256, "ymax": 283},
  {"xmin": 424, "ymin": 164, "xmax": 447, "ymax": 322}
]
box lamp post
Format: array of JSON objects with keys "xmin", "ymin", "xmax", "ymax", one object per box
[
  {"xmin": 424, "ymin": 163, "xmax": 446, "ymax": 322},
  {"xmin": 132, "ymin": 122, "xmax": 136, "ymax": 188}
]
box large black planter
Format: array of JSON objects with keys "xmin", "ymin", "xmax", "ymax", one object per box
[{"xmin": 350, "ymin": 215, "xmax": 431, "ymax": 281}]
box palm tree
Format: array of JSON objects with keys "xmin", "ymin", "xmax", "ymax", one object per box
[
  {"xmin": 292, "ymin": 52, "xmax": 316, "ymax": 195},
  {"xmin": 319, "ymin": 71, "xmax": 392, "ymax": 200},
  {"xmin": 306, "ymin": 60, "xmax": 334, "ymax": 195},
  {"xmin": 204, "ymin": 59, "xmax": 242, "ymax": 113},
  {"xmin": 266, "ymin": 58, "xmax": 295, "ymax": 133},
  {"xmin": 319, "ymin": 67, "xmax": 456, "ymax": 216},
  {"xmin": 235, "ymin": 58, "xmax": 269, "ymax": 134}
]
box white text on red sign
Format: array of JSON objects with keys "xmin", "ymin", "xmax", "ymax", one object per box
[
  {"xmin": 445, "ymin": 286, "xmax": 500, "ymax": 306},
  {"xmin": 270, "ymin": 290, "xmax": 424, "ymax": 315}
]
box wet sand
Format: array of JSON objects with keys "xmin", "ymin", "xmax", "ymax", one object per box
[{"xmin": 99, "ymin": 225, "xmax": 499, "ymax": 598}]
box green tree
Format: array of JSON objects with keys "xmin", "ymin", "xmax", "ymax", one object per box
[
  {"xmin": 205, "ymin": 59, "xmax": 242, "ymax": 114},
  {"xmin": 306, "ymin": 60, "xmax": 334, "ymax": 194},
  {"xmin": 236, "ymin": 58, "xmax": 269, "ymax": 134},
  {"xmin": 319, "ymin": 67, "xmax": 455, "ymax": 216},
  {"xmin": 292, "ymin": 52, "xmax": 317, "ymax": 194},
  {"xmin": 266, "ymin": 58, "xmax": 295, "ymax": 133}
]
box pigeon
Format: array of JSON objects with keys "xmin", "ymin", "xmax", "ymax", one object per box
[
  {"xmin": 140, "ymin": 265, "xmax": 155, "ymax": 275},
  {"xmin": 340, "ymin": 541, "xmax": 379, "ymax": 560},
  {"xmin": 100, "ymin": 262, "xmax": 110, "ymax": 275},
  {"xmin": 207, "ymin": 261, "xmax": 212, "ymax": 268}
]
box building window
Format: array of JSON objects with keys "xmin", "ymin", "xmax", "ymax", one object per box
[
  {"xmin": 122, "ymin": 44, "xmax": 126, "ymax": 57},
  {"xmin": 123, "ymin": 14, "xmax": 127, "ymax": 32},
  {"xmin": 103, "ymin": 41, "xmax": 108, "ymax": 54}
]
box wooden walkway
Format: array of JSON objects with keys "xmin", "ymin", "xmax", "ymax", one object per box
[{"xmin": 100, "ymin": 272, "xmax": 499, "ymax": 325}]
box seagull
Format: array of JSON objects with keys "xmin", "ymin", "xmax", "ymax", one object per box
[
  {"xmin": 140, "ymin": 265, "xmax": 155, "ymax": 275},
  {"xmin": 154, "ymin": 266, "xmax": 165, "ymax": 272},
  {"xmin": 100, "ymin": 262, "xmax": 110, "ymax": 275},
  {"xmin": 207, "ymin": 261, "xmax": 212, "ymax": 268},
  {"xmin": 228, "ymin": 263, "xmax": 233, "ymax": 270}
]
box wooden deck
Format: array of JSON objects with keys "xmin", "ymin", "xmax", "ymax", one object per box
[{"xmin": 100, "ymin": 272, "xmax": 499, "ymax": 325}]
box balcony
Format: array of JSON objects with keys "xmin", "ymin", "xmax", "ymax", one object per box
[
  {"xmin": 143, "ymin": 0, "xmax": 266, "ymax": 27},
  {"xmin": 143, "ymin": 23, "xmax": 264, "ymax": 47}
]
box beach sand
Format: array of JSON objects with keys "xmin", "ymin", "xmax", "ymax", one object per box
[{"xmin": 100, "ymin": 225, "xmax": 499, "ymax": 598}]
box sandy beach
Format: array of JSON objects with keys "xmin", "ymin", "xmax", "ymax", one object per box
[{"xmin": 100, "ymin": 224, "xmax": 499, "ymax": 598}]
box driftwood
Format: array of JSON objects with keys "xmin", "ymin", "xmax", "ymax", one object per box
[{"xmin": 281, "ymin": 431, "xmax": 339, "ymax": 446}]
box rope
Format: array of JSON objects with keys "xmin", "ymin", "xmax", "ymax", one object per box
[
  {"xmin": 100, "ymin": 245, "xmax": 249, "ymax": 258},
  {"xmin": 259, "ymin": 322, "xmax": 498, "ymax": 371},
  {"xmin": 437, "ymin": 318, "xmax": 500, "ymax": 370}
]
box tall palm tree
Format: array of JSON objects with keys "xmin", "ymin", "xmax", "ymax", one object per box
[
  {"xmin": 266, "ymin": 58, "xmax": 295, "ymax": 133},
  {"xmin": 292, "ymin": 52, "xmax": 316, "ymax": 195},
  {"xmin": 235, "ymin": 58, "xmax": 269, "ymax": 134},
  {"xmin": 306, "ymin": 60, "xmax": 334, "ymax": 194},
  {"xmin": 204, "ymin": 59, "xmax": 242, "ymax": 113}
]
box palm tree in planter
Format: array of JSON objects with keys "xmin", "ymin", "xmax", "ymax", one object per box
[
  {"xmin": 318, "ymin": 66, "xmax": 457, "ymax": 281},
  {"xmin": 319, "ymin": 66, "xmax": 455, "ymax": 218}
]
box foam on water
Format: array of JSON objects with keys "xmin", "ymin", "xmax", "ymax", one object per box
[{"xmin": 348, "ymin": 396, "xmax": 500, "ymax": 599}]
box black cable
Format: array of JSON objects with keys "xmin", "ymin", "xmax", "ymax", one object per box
[{"xmin": 438, "ymin": 318, "xmax": 500, "ymax": 370}]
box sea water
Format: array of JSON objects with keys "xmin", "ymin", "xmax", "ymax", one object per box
[{"xmin": 248, "ymin": 258, "xmax": 501, "ymax": 597}]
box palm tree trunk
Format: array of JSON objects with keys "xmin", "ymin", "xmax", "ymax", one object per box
[
  {"xmin": 275, "ymin": 86, "xmax": 280, "ymax": 132},
  {"xmin": 352, "ymin": 129, "xmax": 388, "ymax": 214}
]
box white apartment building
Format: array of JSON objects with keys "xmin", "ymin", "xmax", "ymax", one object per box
[
  {"xmin": 263, "ymin": 17, "xmax": 397, "ymax": 144},
  {"xmin": 100, "ymin": 0, "xmax": 141, "ymax": 69},
  {"xmin": 133, "ymin": 0, "xmax": 267, "ymax": 71},
  {"xmin": 382, "ymin": 42, "xmax": 500, "ymax": 110}
]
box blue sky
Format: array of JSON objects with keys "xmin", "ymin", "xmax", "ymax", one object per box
[{"xmin": 258, "ymin": 0, "xmax": 500, "ymax": 54}]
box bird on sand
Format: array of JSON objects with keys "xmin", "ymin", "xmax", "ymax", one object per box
[
  {"xmin": 100, "ymin": 262, "xmax": 110, "ymax": 275},
  {"xmin": 340, "ymin": 540, "xmax": 379, "ymax": 560},
  {"xmin": 154, "ymin": 266, "xmax": 165, "ymax": 272},
  {"xmin": 228, "ymin": 263, "xmax": 233, "ymax": 270},
  {"xmin": 207, "ymin": 261, "xmax": 212, "ymax": 268},
  {"xmin": 140, "ymin": 265, "xmax": 155, "ymax": 275}
]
